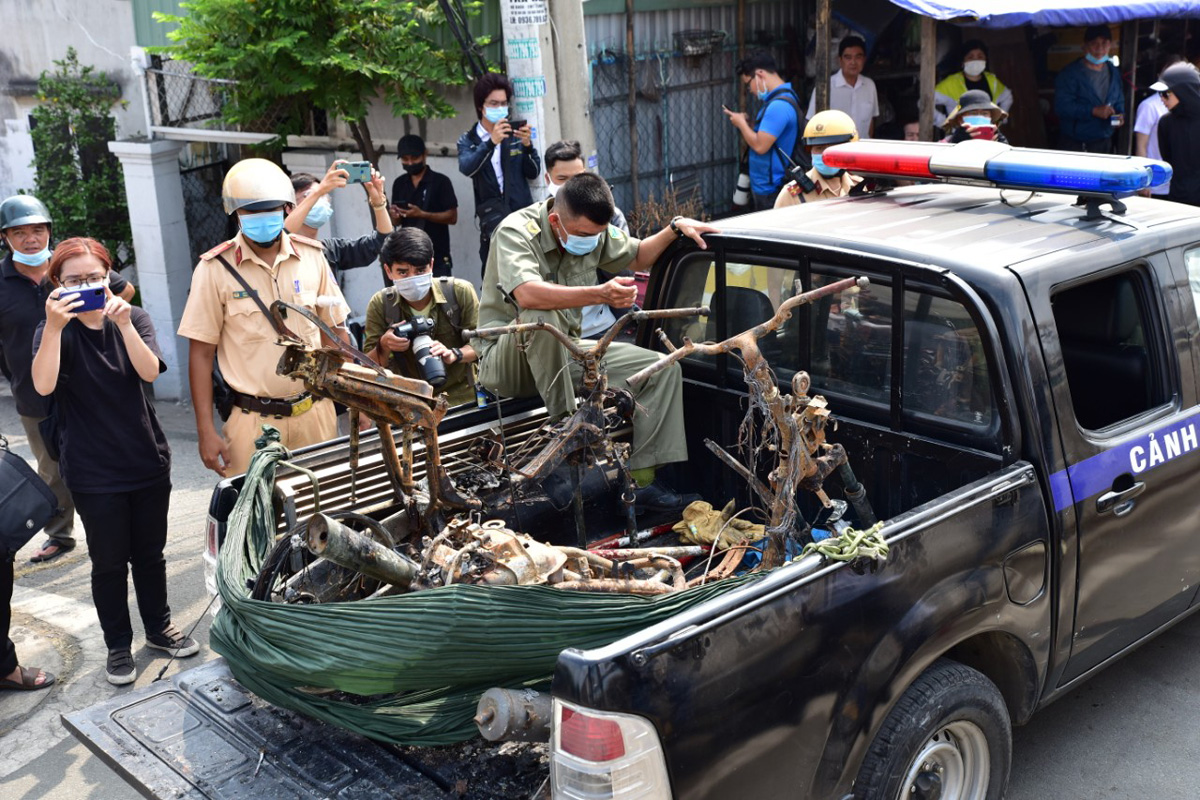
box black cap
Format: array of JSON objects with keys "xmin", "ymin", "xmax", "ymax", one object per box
[
  {"xmin": 397, "ymin": 134, "xmax": 426, "ymax": 158},
  {"xmin": 1083, "ymin": 24, "xmax": 1112, "ymax": 43}
]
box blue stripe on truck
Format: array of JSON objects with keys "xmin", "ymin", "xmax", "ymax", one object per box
[{"xmin": 1049, "ymin": 411, "xmax": 1200, "ymax": 512}]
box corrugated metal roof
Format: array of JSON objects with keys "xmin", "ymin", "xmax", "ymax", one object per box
[
  {"xmin": 714, "ymin": 185, "xmax": 1200, "ymax": 273},
  {"xmin": 584, "ymin": 2, "xmax": 797, "ymax": 54}
]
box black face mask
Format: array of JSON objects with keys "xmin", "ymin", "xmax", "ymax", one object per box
[{"xmin": 403, "ymin": 161, "xmax": 426, "ymax": 176}]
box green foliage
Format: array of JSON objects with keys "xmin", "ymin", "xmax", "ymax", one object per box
[
  {"xmin": 29, "ymin": 48, "xmax": 133, "ymax": 270},
  {"xmin": 154, "ymin": 0, "xmax": 478, "ymax": 160}
]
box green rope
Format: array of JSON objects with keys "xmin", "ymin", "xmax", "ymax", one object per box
[{"xmin": 210, "ymin": 427, "xmax": 756, "ymax": 745}]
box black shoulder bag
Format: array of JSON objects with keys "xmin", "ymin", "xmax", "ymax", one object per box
[{"xmin": 0, "ymin": 434, "xmax": 57, "ymax": 559}]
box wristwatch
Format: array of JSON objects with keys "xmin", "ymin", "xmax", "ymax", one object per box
[
  {"xmin": 669, "ymin": 216, "xmax": 686, "ymax": 238},
  {"xmin": 451, "ymin": 347, "xmax": 464, "ymax": 364}
]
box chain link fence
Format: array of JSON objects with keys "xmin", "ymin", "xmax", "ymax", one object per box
[
  {"xmin": 591, "ymin": 46, "xmax": 743, "ymax": 229},
  {"xmin": 145, "ymin": 56, "xmax": 318, "ymax": 137}
]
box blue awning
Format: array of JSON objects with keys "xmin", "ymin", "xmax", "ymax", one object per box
[{"xmin": 888, "ymin": 0, "xmax": 1200, "ymax": 28}]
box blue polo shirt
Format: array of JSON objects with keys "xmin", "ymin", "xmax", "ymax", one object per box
[{"xmin": 749, "ymin": 83, "xmax": 801, "ymax": 195}]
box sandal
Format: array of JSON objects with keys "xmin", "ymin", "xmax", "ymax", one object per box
[
  {"xmin": 0, "ymin": 665, "xmax": 56, "ymax": 691},
  {"xmin": 29, "ymin": 540, "xmax": 75, "ymax": 563}
]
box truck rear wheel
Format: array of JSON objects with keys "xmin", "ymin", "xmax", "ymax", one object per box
[{"xmin": 854, "ymin": 659, "xmax": 1010, "ymax": 800}]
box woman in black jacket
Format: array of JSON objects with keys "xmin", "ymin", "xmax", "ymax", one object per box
[{"xmin": 1155, "ymin": 63, "xmax": 1200, "ymax": 206}]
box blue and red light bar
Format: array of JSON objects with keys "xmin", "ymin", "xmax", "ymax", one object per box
[{"xmin": 820, "ymin": 139, "xmax": 1172, "ymax": 197}]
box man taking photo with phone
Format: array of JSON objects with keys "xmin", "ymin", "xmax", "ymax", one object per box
[
  {"xmin": 724, "ymin": 51, "xmax": 803, "ymax": 210},
  {"xmin": 458, "ymin": 74, "xmax": 541, "ymax": 270}
]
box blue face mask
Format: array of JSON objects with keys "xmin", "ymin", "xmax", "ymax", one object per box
[
  {"xmin": 240, "ymin": 210, "xmax": 285, "ymax": 244},
  {"xmin": 556, "ymin": 221, "xmax": 602, "ymax": 256},
  {"xmin": 1085, "ymin": 53, "xmax": 1110, "ymax": 66},
  {"xmin": 304, "ymin": 197, "xmax": 333, "ymax": 229},
  {"xmin": 484, "ymin": 105, "xmax": 509, "ymax": 124},
  {"xmin": 12, "ymin": 246, "xmax": 51, "ymax": 266},
  {"xmin": 962, "ymin": 114, "xmax": 993, "ymax": 127},
  {"xmin": 755, "ymin": 77, "xmax": 768, "ymax": 101},
  {"xmin": 811, "ymin": 153, "xmax": 841, "ymax": 177}
]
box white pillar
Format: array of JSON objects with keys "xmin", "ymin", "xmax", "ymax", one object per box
[{"xmin": 107, "ymin": 139, "xmax": 192, "ymax": 401}]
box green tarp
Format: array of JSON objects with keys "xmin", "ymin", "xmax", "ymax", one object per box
[{"xmin": 210, "ymin": 437, "xmax": 756, "ymax": 745}]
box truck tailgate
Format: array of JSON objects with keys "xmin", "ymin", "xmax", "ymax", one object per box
[{"xmin": 62, "ymin": 658, "xmax": 548, "ymax": 799}]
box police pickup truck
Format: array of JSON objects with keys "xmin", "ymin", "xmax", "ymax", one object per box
[{"xmin": 66, "ymin": 142, "xmax": 1200, "ymax": 800}]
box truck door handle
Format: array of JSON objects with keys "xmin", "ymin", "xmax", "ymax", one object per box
[{"xmin": 1096, "ymin": 481, "xmax": 1145, "ymax": 515}]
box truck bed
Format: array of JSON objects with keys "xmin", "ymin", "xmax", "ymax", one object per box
[{"xmin": 63, "ymin": 658, "xmax": 549, "ymax": 799}]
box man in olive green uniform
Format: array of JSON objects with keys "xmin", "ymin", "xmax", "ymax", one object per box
[
  {"xmin": 473, "ymin": 173, "xmax": 716, "ymax": 511},
  {"xmin": 363, "ymin": 228, "xmax": 479, "ymax": 407}
]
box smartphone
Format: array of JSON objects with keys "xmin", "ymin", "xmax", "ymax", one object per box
[
  {"xmin": 509, "ymin": 119, "xmax": 527, "ymax": 131},
  {"xmin": 722, "ymin": 104, "xmax": 731, "ymax": 112},
  {"xmin": 342, "ymin": 161, "xmax": 372, "ymax": 184},
  {"xmin": 61, "ymin": 285, "xmax": 106, "ymax": 313}
]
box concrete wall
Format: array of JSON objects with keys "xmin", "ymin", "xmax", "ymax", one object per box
[{"xmin": 0, "ymin": 0, "xmax": 147, "ymax": 201}]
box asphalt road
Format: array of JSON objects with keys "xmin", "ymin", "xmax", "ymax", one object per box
[{"xmin": 2, "ymin": 384, "xmax": 1200, "ymax": 799}]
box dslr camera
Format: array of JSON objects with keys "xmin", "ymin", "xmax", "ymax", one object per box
[{"xmin": 391, "ymin": 317, "xmax": 446, "ymax": 387}]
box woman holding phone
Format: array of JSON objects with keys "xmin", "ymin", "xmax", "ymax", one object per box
[
  {"xmin": 940, "ymin": 90, "xmax": 1009, "ymax": 144},
  {"xmin": 30, "ymin": 237, "xmax": 198, "ymax": 685}
]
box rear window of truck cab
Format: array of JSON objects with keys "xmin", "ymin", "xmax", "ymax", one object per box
[{"xmin": 658, "ymin": 252, "xmax": 999, "ymax": 444}]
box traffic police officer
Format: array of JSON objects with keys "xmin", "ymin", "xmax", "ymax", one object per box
[
  {"xmin": 775, "ymin": 110, "xmax": 863, "ymax": 207},
  {"xmin": 179, "ymin": 159, "xmax": 351, "ymax": 477},
  {"xmin": 472, "ymin": 173, "xmax": 717, "ymax": 511}
]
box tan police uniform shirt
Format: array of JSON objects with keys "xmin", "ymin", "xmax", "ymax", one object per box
[
  {"xmin": 473, "ymin": 198, "xmax": 639, "ymax": 354},
  {"xmin": 774, "ymin": 170, "xmax": 864, "ymax": 207},
  {"xmin": 362, "ymin": 278, "xmax": 480, "ymax": 407},
  {"xmin": 178, "ymin": 232, "xmax": 349, "ymax": 399}
]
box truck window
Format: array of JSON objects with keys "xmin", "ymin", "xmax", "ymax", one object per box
[
  {"xmin": 1052, "ymin": 270, "xmax": 1166, "ymax": 430},
  {"xmin": 1185, "ymin": 247, "xmax": 1200, "ymax": 321},
  {"xmin": 661, "ymin": 254, "xmax": 997, "ymax": 432}
]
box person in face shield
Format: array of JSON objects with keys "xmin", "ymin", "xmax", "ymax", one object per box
[
  {"xmin": 473, "ymin": 173, "xmax": 718, "ymax": 514},
  {"xmin": 283, "ymin": 160, "xmax": 393, "ymax": 280},
  {"xmin": 933, "ymin": 39, "xmax": 1013, "ymax": 129},
  {"xmin": 178, "ymin": 158, "xmax": 352, "ymax": 477},
  {"xmin": 389, "ymin": 134, "xmax": 459, "ymax": 278},
  {"xmin": 362, "ymin": 228, "xmax": 479, "ymax": 407}
]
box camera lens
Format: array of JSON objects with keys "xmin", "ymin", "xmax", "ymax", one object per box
[{"xmin": 410, "ymin": 333, "xmax": 446, "ymax": 387}]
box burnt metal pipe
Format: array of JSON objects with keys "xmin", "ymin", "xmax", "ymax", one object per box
[
  {"xmin": 475, "ymin": 687, "xmax": 554, "ymax": 743},
  {"xmin": 305, "ymin": 513, "xmax": 418, "ymax": 589},
  {"xmin": 838, "ymin": 463, "xmax": 877, "ymax": 527}
]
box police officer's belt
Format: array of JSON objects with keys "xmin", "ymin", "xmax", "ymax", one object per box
[{"xmin": 232, "ymin": 390, "xmax": 315, "ymax": 417}]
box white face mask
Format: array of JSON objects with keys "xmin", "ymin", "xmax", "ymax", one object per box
[
  {"xmin": 963, "ymin": 59, "xmax": 987, "ymax": 78},
  {"xmin": 546, "ymin": 181, "xmax": 561, "ymax": 199},
  {"xmin": 394, "ymin": 272, "xmax": 432, "ymax": 302}
]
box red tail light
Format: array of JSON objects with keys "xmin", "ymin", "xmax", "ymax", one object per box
[{"xmin": 559, "ymin": 706, "xmax": 626, "ymax": 761}]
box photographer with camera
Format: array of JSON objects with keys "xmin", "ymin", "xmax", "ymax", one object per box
[
  {"xmin": 31, "ymin": 237, "xmax": 198, "ymax": 686},
  {"xmin": 363, "ymin": 228, "xmax": 480, "ymax": 407}
]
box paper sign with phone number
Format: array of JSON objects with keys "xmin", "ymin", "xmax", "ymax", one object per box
[{"xmin": 501, "ymin": 0, "xmax": 547, "ymax": 26}]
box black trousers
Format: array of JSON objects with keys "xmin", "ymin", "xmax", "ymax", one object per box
[
  {"xmin": 73, "ymin": 477, "xmax": 172, "ymax": 650},
  {"xmin": 1, "ymin": 555, "xmax": 16, "ymax": 675}
]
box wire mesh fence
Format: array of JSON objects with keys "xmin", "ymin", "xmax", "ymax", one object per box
[
  {"xmin": 145, "ymin": 56, "xmax": 316, "ymax": 137},
  {"xmin": 591, "ymin": 47, "xmax": 743, "ymax": 229},
  {"xmin": 180, "ymin": 159, "xmax": 234, "ymax": 267}
]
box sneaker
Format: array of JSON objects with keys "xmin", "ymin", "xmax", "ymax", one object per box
[
  {"xmin": 145, "ymin": 624, "xmax": 200, "ymax": 657},
  {"xmin": 106, "ymin": 648, "xmax": 137, "ymax": 686},
  {"xmin": 633, "ymin": 481, "xmax": 702, "ymax": 513}
]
